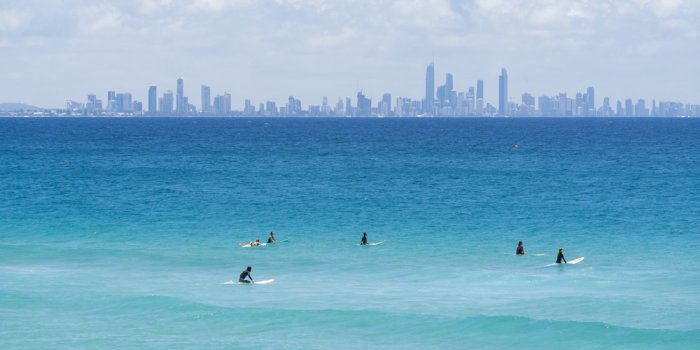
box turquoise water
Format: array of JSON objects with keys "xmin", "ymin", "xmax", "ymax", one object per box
[{"xmin": 1, "ymin": 117, "xmax": 699, "ymax": 349}]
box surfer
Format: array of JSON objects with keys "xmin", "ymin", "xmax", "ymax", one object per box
[
  {"xmin": 239, "ymin": 266, "xmax": 254, "ymax": 284},
  {"xmin": 516, "ymin": 241, "xmax": 525, "ymax": 255},
  {"xmin": 267, "ymin": 232, "xmax": 276, "ymax": 244},
  {"xmin": 360, "ymin": 232, "xmax": 368, "ymax": 245},
  {"xmin": 556, "ymin": 248, "xmax": 567, "ymax": 264},
  {"xmin": 250, "ymin": 239, "xmax": 261, "ymax": 247}
]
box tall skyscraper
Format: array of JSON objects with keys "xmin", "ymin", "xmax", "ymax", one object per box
[
  {"xmin": 357, "ymin": 90, "xmax": 371, "ymax": 116},
  {"xmin": 498, "ymin": 68, "xmax": 508, "ymax": 115},
  {"xmin": 148, "ymin": 86, "xmax": 157, "ymax": 114},
  {"xmin": 176, "ymin": 78, "xmax": 184, "ymax": 114},
  {"xmin": 201, "ymin": 85, "xmax": 211, "ymax": 113},
  {"xmin": 425, "ymin": 62, "xmax": 435, "ymax": 114},
  {"xmin": 107, "ymin": 91, "xmax": 116, "ymax": 112},
  {"xmin": 476, "ymin": 80, "xmax": 484, "ymax": 115},
  {"xmin": 345, "ymin": 96, "xmax": 352, "ymax": 115},
  {"xmin": 586, "ymin": 87, "xmax": 595, "ymax": 115},
  {"xmin": 161, "ymin": 90, "xmax": 174, "ymax": 114}
]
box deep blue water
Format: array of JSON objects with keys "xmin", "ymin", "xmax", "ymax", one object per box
[{"xmin": 1, "ymin": 117, "xmax": 699, "ymax": 349}]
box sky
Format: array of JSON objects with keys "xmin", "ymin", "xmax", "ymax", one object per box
[{"xmin": 0, "ymin": 0, "xmax": 698, "ymax": 109}]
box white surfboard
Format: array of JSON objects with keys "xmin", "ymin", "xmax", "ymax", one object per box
[
  {"xmin": 362, "ymin": 241, "xmax": 384, "ymax": 246},
  {"xmin": 568, "ymin": 257, "xmax": 585, "ymax": 264},
  {"xmin": 240, "ymin": 242, "xmax": 267, "ymax": 248},
  {"xmin": 544, "ymin": 256, "xmax": 585, "ymax": 267},
  {"xmin": 223, "ymin": 279, "xmax": 274, "ymax": 285}
]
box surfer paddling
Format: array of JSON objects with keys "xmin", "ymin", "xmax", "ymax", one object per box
[
  {"xmin": 250, "ymin": 239, "xmax": 261, "ymax": 247},
  {"xmin": 516, "ymin": 241, "xmax": 525, "ymax": 255},
  {"xmin": 360, "ymin": 232, "xmax": 368, "ymax": 245},
  {"xmin": 239, "ymin": 266, "xmax": 254, "ymax": 284},
  {"xmin": 556, "ymin": 248, "xmax": 567, "ymax": 264}
]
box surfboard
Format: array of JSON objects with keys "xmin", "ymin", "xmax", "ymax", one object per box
[
  {"xmin": 223, "ymin": 279, "xmax": 274, "ymax": 285},
  {"xmin": 240, "ymin": 242, "xmax": 267, "ymax": 248},
  {"xmin": 362, "ymin": 241, "xmax": 384, "ymax": 246},
  {"xmin": 568, "ymin": 257, "xmax": 585, "ymax": 264},
  {"xmin": 544, "ymin": 256, "xmax": 584, "ymax": 267}
]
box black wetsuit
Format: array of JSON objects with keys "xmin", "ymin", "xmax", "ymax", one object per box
[
  {"xmin": 239, "ymin": 270, "xmax": 252, "ymax": 283},
  {"xmin": 267, "ymin": 237, "xmax": 274, "ymax": 243},
  {"xmin": 360, "ymin": 236, "xmax": 367, "ymax": 245},
  {"xmin": 556, "ymin": 252, "xmax": 567, "ymax": 264},
  {"xmin": 516, "ymin": 246, "xmax": 525, "ymax": 255}
]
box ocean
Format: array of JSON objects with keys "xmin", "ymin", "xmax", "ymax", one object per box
[{"xmin": 1, "ymin": 117, "xmax": 699, "ymax": 349}]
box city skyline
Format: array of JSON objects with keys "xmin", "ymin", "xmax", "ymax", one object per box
[
  {"xmin": 1, "ymin": 1, "xmax": 699, "ymax": 108},
  {"xmin": 50, "ymin": 63, "xmax": 700, "ymax": 117}
]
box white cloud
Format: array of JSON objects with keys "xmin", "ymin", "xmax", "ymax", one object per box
[
  {"xmin": 0, "ymin": 0, "xmax": 699, "ymax": 107},
  {"xmin": 188, "ymin": 0, "xmax": 257, "ymax": 13},
  {"xmin": 307, "ymin": 26, "xmax": 355, "ymax": 47},
  {"xmin": 0, "ymin": 9, "xmax": 32, "ymax": 32}
]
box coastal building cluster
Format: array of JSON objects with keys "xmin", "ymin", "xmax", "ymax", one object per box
[{"xmin": 39, "ymin": 63, "xmax": 700, "ymax": 117}]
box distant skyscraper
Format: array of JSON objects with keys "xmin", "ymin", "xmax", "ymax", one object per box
[
  {"xmin": 498, "ymin": 68, "xmax": 508, "ymax": 115},
  {"xmin": 148, "ymin": 86, "xmax": 157, "ymax": 114},
  {"xmin": 107, "ymin": 91, "xmax": 116, "ymax": 112},
  {"xmin": 357, "ymin": 90, "xmax": 371, "ymax": 116},
  {"xmin": 176, "ymin": 78, "xmax": 184, "ymax": 114},
  {"xmin": 476, "ymin": 80, "xmax": 484, "ymax": 115},
  {"xmin": 213, "ymin": 93, "xmax": 231, "ymax": 114},
  {"xmin": 625, "ymin": 99, "xmax": 634, "ymax": 117},
  {"xmin": 586, "ymin": 87, "xmax": 595, "ymax": 115},
  {"xmin": 201, "ymin": 85, "xmax": 211, "ymax": 113},
  {"xmin": 425, "ymin": 62, "xmax": 435, "ymax": 114},
  {"xmin": 381, "ymin": 93, "xmax": 391, "ymax": 115},
  {"xmin": 161, "ymin": 90, "xmax": 174, "ymax": 114}
]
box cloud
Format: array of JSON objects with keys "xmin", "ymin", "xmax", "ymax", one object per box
[
  {"xmin": 0, "ymin": 9, "xmax": 32, "ymax": 32},
  {"xmin": 0, "ymin": 0, "xmax": 699, "ymax": 107},
  {"xmin": 187, "ymin": 0, "xmax": 257, "ymax": 13},
  {"xmin": 307, "ymin": 26, "xmax": 356, "ymax": 48}
]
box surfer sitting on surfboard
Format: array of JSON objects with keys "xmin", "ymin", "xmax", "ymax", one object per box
[
  {"xmin": 556, "ymin": 248, "xmax": 567, "ymax": 264},
  {"xmin": 239, "ymin": 266, "xmax": 254, "ymax": 284},
  {"xmin": 360, "ymin": 232, "xmax": 368, "ymax": 245},
  {"xmin": 516, "ymin": 241, "xmax": 525, "ymax": 255},
  {"xmin": 267, "ymin": 232, "xmax": 276, "ymax": 244}
]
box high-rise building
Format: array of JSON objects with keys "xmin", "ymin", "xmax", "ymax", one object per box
[
  {"xmin": 161, "ymin": 90, "xmax": 174, "ymax": 114},
  {"xmin": 201, "ymin": 85, "xmax": 211, "ymax": 113},
  {"xmin": 115, "ymin": 93, "xmax": 132, "ymax": 113},
  {"xmin": 381, "ymin": 93, "xmax": 391, "ymax": 116},
  {"xmin": 586, "ymin": 87, "xmax": 595, "ymax": 115},
  {"xmin": 625, "ymin": 99, "xmax": 634, "ymax": 117},
  {"xmin": 213, "ymin": 93, "xmax": 231, "ymax": 114},
  {"xmin": 176, "ymin": 78, "xmax": 184, "ymax": 114},
  {"xmin": 476, "ymin": 80, "xmax": 484, "ymax": 115},
  {"xmin": 357, "ymin": 90, "xmax": 371, "ymax": 116},
  {"xmin": 107, "ymin": 91, "xmax": 116, "ymax": 112},
  {"xmin": 498, "ymin": 68, "xmax": 508, "ymax": 115},
  {"xmin": 148, "ymin": 86, "xmax": 157, "ymax": 114},
  {"xmin": 425, "ymin": 62, "xmax": 435, "ymax": 114},
  {"xmin": 345, "ymin": 96, "xmax": 352, "ymax": 115}
]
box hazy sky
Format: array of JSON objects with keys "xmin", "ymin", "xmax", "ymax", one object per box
[{"xmin": 1, "ymin": 0, "xmax": 698, "ymax": 108}]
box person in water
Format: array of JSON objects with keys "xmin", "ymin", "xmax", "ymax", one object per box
[
  {"xmin": 250, "ymin": 239, "xmax": 261, "ymax": 247},
  {"xmin": 267, "ymin": 232, "xmax": 276, "ymax": 244},
  {"xmin": 516, "ymin": 241, "xmax": 525, "ymax": 255},
  {"xmin": 239, "ymin": 266, "xmax": 254, "ymax": 283},
  {"xmin": 360, "ymin": 232, "xmax": 368, "ymax": 245},
  {"xmin": 556, "ymin": 248, "xmax": 567, "ymax": 264}
]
